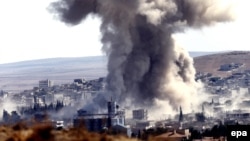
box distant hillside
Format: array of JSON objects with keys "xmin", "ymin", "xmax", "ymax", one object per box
[
  {"xmin": 0, "ymin": 52, "xmax": 219, "ymax": 92},
  {"xmin": 0, "ymin": 56, "xmax": 107, "ymax": 92},
  {"xmin": 189, "ymin": 51, "xmax": 219, "ymax": 58},
  {"xmin": 194, "ymin": 51, "xmax": 250, "ymax": 77}
]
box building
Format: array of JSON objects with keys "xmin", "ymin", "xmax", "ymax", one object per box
[
  {"xmin": 39, "ymin": 79, "xmax": 53, "ymax": 90},
  {"xmin": 74, "ymin": 78, "xmax": 86, "ymax": 84},
  {"xmin": 135, "ymin": 120, "xmax": 155, "ymax": 129},
  {"xmin": 73, "ymin": 101, "xmax": 126, "ymax": 132},
  {"xmin": 133, "ymin": 109, "xmax": 148, "ymax": 120},
  {"xmin": 219, "ymin": 63, "xmax": 243, "ymax": 71},
  {"xmin": 73, "ymin": 117, "xmax": 104, "ymax": 131},
  {"xmin": 226, "ymin": 110, "xmax": 250, "ymax": 119},
  {"xmin": 43, "ymin": 94, "xmax": 54, "ymax": 105},
  {"xmin": 107, "ymin": 101, "xmax": 125, "ymax": 126}
]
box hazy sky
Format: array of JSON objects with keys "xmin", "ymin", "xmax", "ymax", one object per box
[{"xmin": 0, "ymin": 0, "xmax": 249, "ymax": 64}]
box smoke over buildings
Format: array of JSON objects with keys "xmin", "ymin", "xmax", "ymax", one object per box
[{"xmin": 50, "ymin": 0, "xmax": 234, "ymax": 116}]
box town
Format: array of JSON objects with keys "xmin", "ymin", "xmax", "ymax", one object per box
[{"xmin": 1, "ymin": 62, "xmax": 250, "ymax": 140}]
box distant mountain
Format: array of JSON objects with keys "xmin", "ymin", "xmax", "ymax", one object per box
[
  {"xmin": 0, "ymin": 56, "xmax": 107, "ymax": 77},
  {"xmin": 0, "ymin": 52, "xmax": 219, "ymax": 92}
]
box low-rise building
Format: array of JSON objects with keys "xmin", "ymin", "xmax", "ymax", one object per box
[
  {"xmin": 226, "ymin": 110, "xmax": 250, "ymax": 119},
  {"xmin": 133, "ymin": 109, "xmax": 148, "ymax": 120},
  {"xmin": 39, "ymin": 79, "xmax": 53, "ymax": 90},
  {"xmin": 73, "ymin": 101, "xmax": 126, "ymax": 132}
]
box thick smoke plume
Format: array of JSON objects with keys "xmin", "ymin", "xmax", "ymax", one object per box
[{"xmin": 50, "ymin": 0, "xmax": 234, "ymax": 116}]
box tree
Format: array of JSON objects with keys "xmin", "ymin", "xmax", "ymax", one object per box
[
  {"xmin": 55, "ymin": 100, "xmax": 64, "ymax": 111},
  {"xmin": 3, "ymin": 109, "xmax": 10, "ymax": 122},
  {"xmin": 195, "ymin": 112, "xmax": 205, "ymax": 122},
  {"xmin": 218, "ymin": 121, "xmax": 227, "ymax": 137},
  {"xmin": 179, "ymin": 106, "xmax": 183, "ymax": 122},
  {"xmin": 211, "ymin": 125, "xmax": 220, "ymax": 138},
  {"xmin": 189, "ymin": 127, "xmax": 202, "ymax": 140}
]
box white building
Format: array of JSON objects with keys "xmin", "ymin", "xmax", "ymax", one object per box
[
  {"xmin": 54, "ymin": 93, "xmax": 64, "ymax": 102},
  {"xmin": 107, "ymin": 101, "xmax": 126, "ymax": 126},
  {"xmin": 44, "ymin": 94, "xmax": 54, "ymax": 105},
  {"xmin": 39, "ymin": 79, "xmax": 53, "ymax": 90}
]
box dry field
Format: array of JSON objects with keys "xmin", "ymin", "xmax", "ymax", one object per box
[{"xmin": 0, "ymin": 123, "xmax": 139, "ymax": 141}]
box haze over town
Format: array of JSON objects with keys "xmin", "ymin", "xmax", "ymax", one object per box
[{"xmin": 0, "ymin": 0, "xmax": 250, "ymax": 141}]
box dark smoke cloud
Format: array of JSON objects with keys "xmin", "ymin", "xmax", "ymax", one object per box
[
  {"xmin": 50, "ymin": 0, "xmax": 234, "ymax": 115},
  {"xmin": 50, "ymin": 0, "xmax": 98, "ymax": 25}
]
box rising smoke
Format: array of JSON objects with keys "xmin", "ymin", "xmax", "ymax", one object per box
[{"xmin": 50, "ymin": 0, "xmax": 234, "ymax": 117}]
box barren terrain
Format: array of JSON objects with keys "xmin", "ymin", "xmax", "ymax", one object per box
[
  {"xmin": 194, "ymin": 51, "xmax": 250, "ymax": 77},
  {"xmin": 0, "ymin": 56, "xmax": 107, "ymax": 92},
  {"xmin": 0, "ymin": 51, "xmax": 235, "ymax": 92}
]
